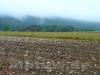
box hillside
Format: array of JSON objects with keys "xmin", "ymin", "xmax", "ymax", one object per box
[{"xmin": 0, "ymin": 15, "xmax": 100, "ymax": 31}]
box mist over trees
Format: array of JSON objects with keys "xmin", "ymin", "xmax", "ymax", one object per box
[{"xmin": 0, "ymin": 15, "xmax": 100, "ymax": 32}]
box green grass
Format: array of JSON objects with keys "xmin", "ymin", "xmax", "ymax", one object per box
[{"xmin": 0, "ymin": 31, "xmax": 100, "ymax": 41}]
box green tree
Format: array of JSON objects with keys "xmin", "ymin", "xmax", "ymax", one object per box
[{"xmin": 3, "ymin": 25, "xmax": 10, "ymax": 31}]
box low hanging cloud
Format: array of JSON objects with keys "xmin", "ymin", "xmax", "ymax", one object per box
[{"xmin": 0, "ymin": 0, "xmax": 99, "ymax": 21}]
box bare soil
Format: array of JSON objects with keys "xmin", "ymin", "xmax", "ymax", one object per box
[{"xmin": 0, "ymin": 37, "xmax": 100, "ymax": 75}]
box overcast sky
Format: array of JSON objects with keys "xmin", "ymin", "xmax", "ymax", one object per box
[{"xmin": 0, "ymin": 0, "xmax": 99, "ymax": 22}]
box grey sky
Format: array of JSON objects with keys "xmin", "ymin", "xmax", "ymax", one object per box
[{"xmin": 0, "ymin": 0, "xmax": 99, "ymax": 21}]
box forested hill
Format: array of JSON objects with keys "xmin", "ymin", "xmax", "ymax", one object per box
[{"xmin": 0, "ymin": 15, "xmax": 100, "ymax": 32}]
